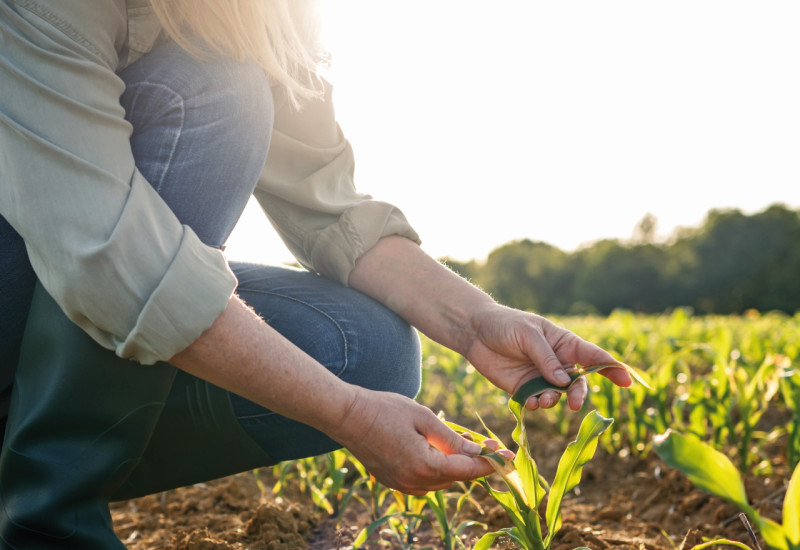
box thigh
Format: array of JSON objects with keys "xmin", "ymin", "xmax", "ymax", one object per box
[
  {"xmin": 119, "ymin": 41, "xmax": 273, "ymax": 247},
  {"xmin": 228, "ymin": 262, "xmax": 421, "ymax": 461}
]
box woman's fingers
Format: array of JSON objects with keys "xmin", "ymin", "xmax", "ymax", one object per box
[
  {"xmin": 566, "ymin": 374, "xmax": 589, "ymax": 411},
  {"xmin": 599, "ymin": 364, "xmax": 634, "ymax": 387},
  {"xmin": 426, "ymin": 418, "xmax": 483, "ymax": 457},
  {"xmin": 531, "ymin": 389, "xmax": 561, "ymax": 410},
  {"xmin": 524, "ymin": 327, "xmax": 574, "ymax": 387},
  {"xmin": 338, "ymin": 389, "xmax": 502, "ymax": 494}
]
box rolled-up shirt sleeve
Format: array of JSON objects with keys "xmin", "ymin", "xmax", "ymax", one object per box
[
  {"xmin": 255, "ymin": 80, "xmax": 421, "ymax": 286},
  {"xmin": 0, "ymin": 2, "xmax": 235, "ymax": 364}
]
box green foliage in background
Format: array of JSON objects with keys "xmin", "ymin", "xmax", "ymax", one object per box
[{"xmin": 444, "ymin": 203, "xmax": 800, "ymax": 315}]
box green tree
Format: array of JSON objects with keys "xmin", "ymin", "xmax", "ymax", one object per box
[
  {"xmin": 682, "ymin": 204, "xmax": 800, "ymax": 313},
  {"xmin": 476, "ymin": 240, "xmax": 573, "ymax": 314},
  {"xmin": 572, "ymin": 240, "xmax": 670, "ymax": 314}
]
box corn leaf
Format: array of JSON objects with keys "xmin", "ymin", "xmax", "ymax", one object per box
[
  {"xmin": 474, "ymin": 528, "xmax": 523, "ymax": 550},
  {"xmin": 442, "ymin": 419, "xmax": 489, "ymax": 446},
  {"xmin": 754, "ymin": 516, "xmax": 789, "ymax": 550},
  {"xmin": 689, "ymin": 539, "xmax": 757, "ymax": 550},
  {"xmin": 352, "ymin": 514, "xmax": 394, "ymax": 548},
  {"xmin": 784, "ymin": 462, "xmax": 800, "ymax": 546},
  {"xmin": 476, "ymin": 412, "xmax": 504, "ymax": 443},
  {"xmin": 443, "ymin": 419, "xmax": 529, "ymax": 510},
  {"xmin": 511, "ymin": 360, "xmax": 652, "ymax": 403},
  {"xmin": 509, "ymin": 395, "xmax": 546, "ymax": 509},
  {"xmin": 544, "ymin": 410, "xmax": 613, "ymax": 547},
  {"xmin": 425, "ymin": 491, "xmax": 448, "ymax": 534},
  {"xmin": 480, "ymin": 481, "xmax": 537, "ymax": 549},
  {"xmin": 652, "ymin": 430, "xmax": 755, "ymax": 516},
  {"xmin": 475, "ymin": 413, "xmax": 539, "ymax": 511}
]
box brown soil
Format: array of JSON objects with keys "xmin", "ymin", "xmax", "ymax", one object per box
[{"xmin": 110, "ymin": 435, "xmax": 790, "ymax": 550}]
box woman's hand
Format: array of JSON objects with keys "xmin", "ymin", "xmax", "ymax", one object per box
[
  {"xmin": 328, "ymin": 387, "xmax": 509, "ymax": 495},
  {"xmin": 465, "ymin": 304, "xmax": 632, "ymax": 411}
]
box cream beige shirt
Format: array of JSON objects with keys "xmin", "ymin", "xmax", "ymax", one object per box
[{"xmin": 0, "ymin": 0, "xmax": 419, "ymax": 364}]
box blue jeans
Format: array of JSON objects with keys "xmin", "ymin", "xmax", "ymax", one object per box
[{"xmin": 0, "ymin": 41, "xmax": 420, "ymax": 460}]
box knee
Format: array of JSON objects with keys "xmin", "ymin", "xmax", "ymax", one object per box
[
  {"xmin": 188, "ymin": 54, "xmax": 274, "ymax": 144},
  {"xmin": 232, "ymin": 267, "xmax": 422, "ymax": 399},
  {"xmin": 393, "ymin": 324, "xmax": 422, "ymax": 399},
  {"xmin": 354, "ymin": 309, "xmax": 422, "ymax": 400},
  {"xmin": 121, "ymin": 41, "xmax": 274, "ymax": 148}
]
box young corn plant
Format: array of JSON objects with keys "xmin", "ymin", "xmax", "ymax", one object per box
[
  {"xmin": 352, "ymin": 485, "xmax": 485, "ymax": 550},
  {"xmin": 447, "ymin": 361, "xmax": 646, "ymax": 550},
  {"xmin": 653, "ymin": 430, "xmax": 800, "ymax": 550},
  {"xmin": 304, "ymin": 450, "xmax": 352, "ymax": 517},
  {"xmin": 352, "ymin": 490, "xmax": 429, "ymax": 549},
  {"xmin": 726, "ymin": 353, "xmax": 784, "ymax": 472},
  {"xmin": 346, "ymin": 454, "xmax": 397, "ymax": 525},
  {"xmin": 267, "ymin": 450, "xmax": 355, "ymax": 518},
  {"xmin": 779, "ymin": 360, "xmax": 800, "ymax": 469},
  {"xmin": 424, "ymin": 484, "xmax": 487, "ymax": 550}
]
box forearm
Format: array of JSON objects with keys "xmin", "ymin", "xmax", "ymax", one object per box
[
  {"xmin": 348, "ymin": 236, "xmax": 496, "ymax": 356},
  {"xmin": 169, "ymin": 294, "xmax": 357, "ymax": 438},
  {"xmin": 169, "ymin": 290, "xmax": 494, "ymax": 494}
]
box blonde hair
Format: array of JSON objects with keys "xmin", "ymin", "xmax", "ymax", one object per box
[{"xmin": 151, "ymin": 0, "xmax": 325, "ymax": 107}]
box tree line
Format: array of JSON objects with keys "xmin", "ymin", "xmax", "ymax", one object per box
[{"xmin": 443, "ymin": 203, "xmax": 800, "ymax": 315}]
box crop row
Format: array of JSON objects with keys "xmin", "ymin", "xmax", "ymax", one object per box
[{"xmin": 260, "ymin": 309, "xmax": 800, "ymax": 549}]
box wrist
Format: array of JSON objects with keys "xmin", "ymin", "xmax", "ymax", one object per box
[
  {"xmin": 323, "ymin": 385, "xmax": 379, "ymax": 447},
  {"xmin": 447, "ymin": 298, "xmax": 498, "ymax": 357}
]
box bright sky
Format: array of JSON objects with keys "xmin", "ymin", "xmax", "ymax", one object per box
[{"xmin": 226, "ymin": 1, "xmax": 800, "ymax": 265}]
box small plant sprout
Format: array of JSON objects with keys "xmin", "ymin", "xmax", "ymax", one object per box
[
  {"xmin": 445, "ymin": 360, "xmax": 647, "ymax": 550},
  {"xmin": 653, "ymin": 429, "xmax": 800, "ymax": 550},
  {"xmin": 424, "ymin": 485, "xmax": 487, "ymax": 550}
]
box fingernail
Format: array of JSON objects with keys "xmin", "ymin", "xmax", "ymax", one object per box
[
  {"xmin": 463, "ymin": 440, "xmax": 482, "ymax": 455},
  {"xmin": 555, "ymin": 370, "xmax": 572, "ymax": 385}
]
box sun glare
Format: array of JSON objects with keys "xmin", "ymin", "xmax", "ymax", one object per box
[{"xmin": 226, "ymin": 1, "xmax": 800, "ymax": 266}]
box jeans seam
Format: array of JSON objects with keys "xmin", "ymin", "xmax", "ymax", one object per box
[{"xmin": 125, "ymin": 81, "xmax": 185, "ymax": 191}]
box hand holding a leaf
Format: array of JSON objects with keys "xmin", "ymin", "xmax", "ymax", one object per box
[
  {"xmin": 328, "ymin": 387, "xmax": 512, "ymax": 495},
  {"xmin": 463, "ymin": 304, "xmax": 633, "ymax": 411}
]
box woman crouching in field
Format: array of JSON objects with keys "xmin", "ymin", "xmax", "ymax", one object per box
[{"xmin": 0, "ymin": 1, "xmax": 631, "ymax": 547}]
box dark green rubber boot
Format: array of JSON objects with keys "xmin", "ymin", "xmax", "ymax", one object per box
[
  {"xmin": 0, "ymin": 284, "xmax": 177, "ymax": 549},
  {"xmin": 111, "ymin": 369, "xmax": 275, "ymax": 501}
]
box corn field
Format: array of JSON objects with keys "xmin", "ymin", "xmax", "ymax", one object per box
[{"xmin": 149, "ymin": 309, "xmax": 799, "ymax": 550}]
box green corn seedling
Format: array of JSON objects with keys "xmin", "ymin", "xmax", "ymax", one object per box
[
  {"xmin": 447, "ymin": 360, "xmax": 646, "ymax": 550},
  {"xmin": 352, "ymin": 490, "xmax": 429, "ymax": 549},
  {"xmin": 424, "ymin": 484, "xmax": 487, "ymax": 550},
  {"xmin": 727, "ymin": 353, "xmax": 783, "ymax": 472},
  {"xmin": 307, "ymin": 451, "xmax": 351, "ymax": 516},
  {"xmin": 653, "ymin": 429, "xmax": 800, "ymax": 550},
  {"xmin": 346, "ymin": 454, "xmax": 396, "ymax": 524},
  {"xmin": 353, "ymin": 485, "xmax": 486, "ymax": 550},
  {"xmin": 448, "ymin": 410, "xmax": 612, "ymax": 550},
  {"xmin": 778, "ymin": 359, "xmax": 800, "ymax": 469}
]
